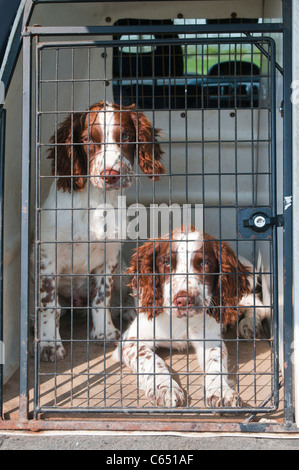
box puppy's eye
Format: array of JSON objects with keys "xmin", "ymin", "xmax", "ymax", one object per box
[
  {"xmin": 163, "ymin": 259, "xmax": 170, "ymax": 267},
  {"xmin": 200, "ymin": 260, "xmax": 210, "ymax": 268},
  {"xmin": 122, "ymin": 132, "xmax": 131, "ymax": 142}
]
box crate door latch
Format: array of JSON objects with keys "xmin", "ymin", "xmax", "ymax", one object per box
[{"xmin": 238, "ymin": 208, "xmax": 284, "ymax": 238}]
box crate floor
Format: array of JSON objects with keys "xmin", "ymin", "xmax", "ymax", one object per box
[{"xmin": 3, "ymin": 311, "xmax": 283, "ymax": 422}]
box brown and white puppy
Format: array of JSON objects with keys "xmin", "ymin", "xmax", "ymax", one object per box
[
  {"xmin": 114, "ymin": 227, "xmax": 269, "ymax": 408},
  {"xmin": 35, "ymin": 101, "xmax": 165, "ymax": 362}
]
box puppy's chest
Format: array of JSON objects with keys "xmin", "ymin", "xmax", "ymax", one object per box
[
  {"xmin": 155, "ymin": 314, "xmax": 204, "ymax": 344},
  {"xmin": 57, "ymin": 242, "xmax": 105, "ymax": 273},
  {"xmin": 52, "ymin": 189, "xmax": 122, "ymax": 242},
  {"xmin": 73, "ymin": 198, "xmax": 121, "ymax": 242}
]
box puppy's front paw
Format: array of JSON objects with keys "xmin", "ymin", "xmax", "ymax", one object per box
[
  {"xmin": 207, "ymin": 388, "xmax": 241, "ymax": 408},
  {"xmin": 238, "ymin": 316, "xmax": 263, "ymax": 339},
  {"xmin": 148, "ymin": 381, "xmax": 186, "ymax": 407},
  {"xmin": 91, "ymin": 326, "xmax": 120, "ymax": 344},
  {"xmin": 40, "ymin": 342, "xmax": 66, "ymax": 362},
  {"xmin": 121, "ymin": 307, "xmax": 137, "ymax": 323}
]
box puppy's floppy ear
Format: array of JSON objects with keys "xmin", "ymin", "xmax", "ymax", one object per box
[
  {"xmin": 48, "ymin": 112, "xmax": 87, "ymax": 192},
  {"xmin": 131, "ymin": 111, "xmax": 165, "ymax": 180},
  {"xmin": 127, "ymin": 241, "xmax": 164, "ymax": 320},
  {"xmin": 212, "ymin": 240, "xmax": 251, "ymax": 325}
]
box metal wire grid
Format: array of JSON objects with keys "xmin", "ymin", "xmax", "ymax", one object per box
[
  {"xmin": 112, "ymin": 25, "xmax": 264, "ymax": 109},
  {"xmin": 33, "ymin": 35, "xmax": 279, "ymax": 415}
]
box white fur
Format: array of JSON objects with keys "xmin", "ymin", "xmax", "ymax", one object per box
[{"xmin": 90, "ymin": 106, "xmax": 133, "ymax": 189}]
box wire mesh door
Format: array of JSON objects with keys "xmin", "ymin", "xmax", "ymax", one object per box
[{"xmin": 33, "ymin": 35, "xmax": 279, "ymax": 417}]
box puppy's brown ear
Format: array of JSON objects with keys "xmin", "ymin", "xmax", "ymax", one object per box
[
  {"xmin": 127, "ymin": 241, "xmax": 164, "ymax": 320},
  {"xmin": 131, "ymin": 112, "xmax": 165, "ymax": 180},
  {"xmin": 212, "ymin": 241, "xmax": 251, "ymax": 325},
  {"xmin": 48, "ymin": 112, "xmax": 87, "ymax": 192}
]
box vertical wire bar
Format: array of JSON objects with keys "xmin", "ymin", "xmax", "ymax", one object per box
[
  {"xmin": 234, "ymin": 41, "xmax": 240, "ymax": 402},
  {"xmin": 165, "ymin": 43, "xmax": 171, "ymax": 403},
  {"xmin": 151, "ymin": 40, "xmax": 157, "ymax": 406},
  {"xmin": 70, "ymin": 46, "xmax": 75, "ymax": 408},
  {"xmin": 34, "ymin": 40, "xmax": 41, "ymax": 418},
  {"xmin": 168, "ymin": 43, "xmax": 174, "ymax": 406},
  {"xmin": 87, "ymin": 45, "xmax": 91, "ymax": 408},
  {"xmin": 119, "ymin": 44, "xmax": 124, "ymax": 408},
  {"xmin": 217, "ymin": 42, "xmax": 223, "ymax": 402},
  {"xmin": 251, "ymin": 40, "xmax": 257, "ymax": 402},
  {"xmin": 167, "ymin": 42, "xmax": 173, "ymax": 406},
  {"xmin": 20, "ymin": 34, "xmax": 32, "ymax": 422},
  {"xmin": 201, "ymin": 41, "xmax": 206, "ymax": 407},
  {"xmin": 103, "ymin": 58, "xmax": 107, "ymax": 409},
  {"xmin": 0, "ymin": 107, "xmax": 6, "ymax": 418},
  {"xmin": 251, "ymin": 42, "xmax": 257, "ymax": 405},
  {"xmin": 53, "ymin": 47, "xmax": 59, "ymax": 406},
  {"xmin": 135, "ymin": 40, "xmax": 140, "ymax": 407},
  {"xmin": 184, "ymin": 42, "xmax": 190, "ymax": 405},
  {"xmin": 119, "ymin": 46, "xmax": 124, "ymax": 408},
  {"xmin": 253, "ymin": 38, "xmax": 262, "ymax": 406}
]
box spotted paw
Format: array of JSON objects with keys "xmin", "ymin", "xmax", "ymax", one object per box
[
  {"xmin": 91, "ymin": 326, "xmax": 120, "ymax": 345},
  {"xmin": 207, "ymin": 388, "xmax": 241, "ymax": 408},
  {"xmin": 40, "ymin": 343, "xmax": 66, "ymax": 362}
]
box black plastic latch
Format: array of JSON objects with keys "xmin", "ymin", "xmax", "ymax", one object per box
[
  {"xmin": 243, "ymin": 212, "xmax": 284, "ymax": 232},
  {"xmin": 238, "ymin": 208, "xmax": 284, "ymax": 239}
]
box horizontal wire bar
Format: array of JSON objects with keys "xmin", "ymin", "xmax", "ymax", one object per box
[
  {"xmin": 37, "ymin": 370, "xmax": 274, "ymax": 378},
  {"xmin": 36, "ymin": 337, "xmax": 273, "ymax": 344},
  {"xmin": 37, "ymin": 173, "xmax": 271, "ymax": 180},
  {"xmin": 36, "ymin": 239, "xmax": 273, "ymax": 245},
  {"xmin": 37, "ymin": 271, "xmax": 273, "ymax": 277},
  {"xmin": 36, "ymin": 307, "xmax": 274, "ymax": 313},
  {"xmin": 39, "ymin": 140, "xmax": 272, "ymax": 146},
  {"xmin": 39, "ymin": 78, "xmax": 270, "ymax": 84},
  {"xmin": 35, "ymin": 405, "xmax": 277, "ymax": 414},
  {"xmin": 37, "ymin": 108, "xmax": 272, "ymax": 114},
  {"xmin": 28, "ymin": 24, "xmax": 283, "ymax": 38}
]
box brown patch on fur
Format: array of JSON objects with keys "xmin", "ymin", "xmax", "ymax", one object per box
[
  {"xmin": 48, "ymin": 111, "xmax": 89, "ymax": 192},
  {"xmin": 40, "ymin": 276, "xmax": 55, "ymax": 305},
  {"xmin": 130, "ymin": 110, "xmax": 165, "ymax": 180},
  {"xmin": 127, "ymin": 239, "xmax": 171, "ymax": 320},
  {"xmin": 208, "ymin": 237, "xmax": 252, "ymax": 325}
]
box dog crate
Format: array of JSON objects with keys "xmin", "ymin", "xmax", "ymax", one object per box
[{"xmin": 0, "ymin": 0, "xmax": 295, "ymax": 432}]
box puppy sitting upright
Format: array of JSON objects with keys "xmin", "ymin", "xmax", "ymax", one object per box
[{"xmin": 34, "ymin": 102, "xmax": 165, "ymax": 362}]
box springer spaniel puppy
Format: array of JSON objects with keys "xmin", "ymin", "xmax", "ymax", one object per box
[
  {"xmin": 115, "ymin": 227, "xmax": 269, "ymax": 408},
  {"xmin": 35, "ymin": 101, "xmax": 165, "ymax": 362}
]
